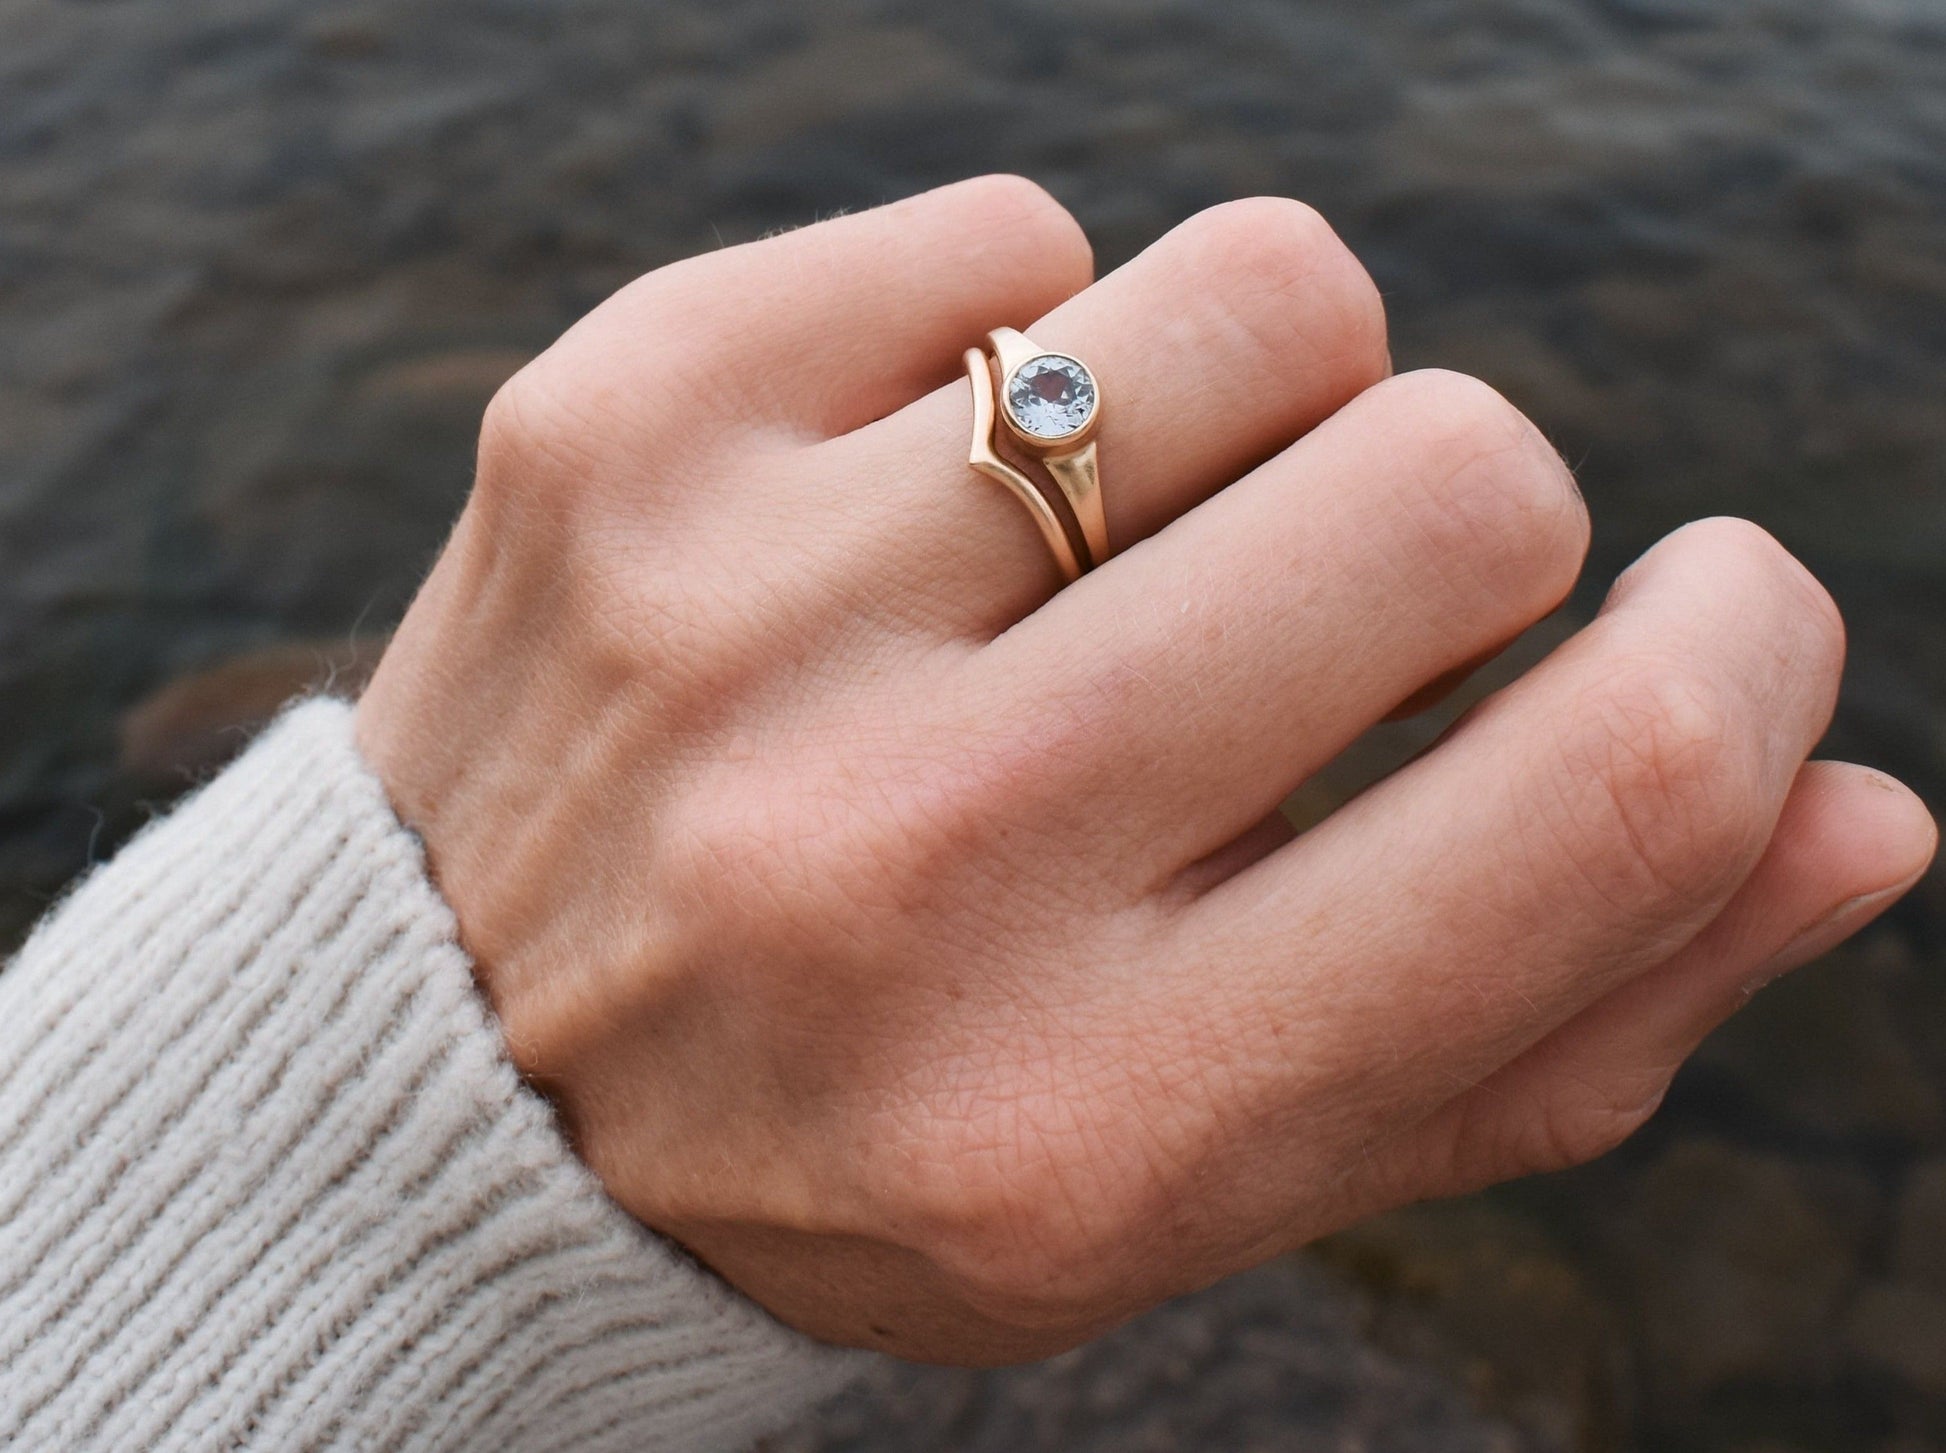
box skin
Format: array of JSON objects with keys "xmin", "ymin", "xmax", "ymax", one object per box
[{"xmin": 355, "ymin": 175, "xmax": 1937, "ymax": 1366}]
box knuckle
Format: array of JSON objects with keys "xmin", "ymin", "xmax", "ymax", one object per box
[
  {"xmin": 1385, "ymin": 368, "xmax": 1541, "ymax": 467},
  {"xmin": 1380, "ymin": 370, "xmax": 1589, "ymax": 605},
  {"xmin": 477, "ymin": 366, "xmax": 551, "ymax": 477},
  {"xmin": 1178, "ymin": 196, "xmax": 1388, "ymax": 381},
  {"xmin": 1382, "ymin": 368, "xmax": 1532, "ymax": 453},
  {"xmin": 1679, "ymin": 517, "xmax": 1847, "ymax": 686},
  {"xmin": 1788, "ymin": 571, "xmax": 1847, "ymax": 687},
  {"xmin": 961, "ymin": 173, "xmax": 1092, "ymax": 273},
  {"xmin": 1564, "ymin": 657, "xmax": 1768, "ymax": 908},
  {"xmin": 476, "ymin": 355, "xmax": 609, "ymax": 493}
]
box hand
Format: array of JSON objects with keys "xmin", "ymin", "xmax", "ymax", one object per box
[{"xmin": 355, "ymin": 176, "xmax": 1936, "ymax": 1364}]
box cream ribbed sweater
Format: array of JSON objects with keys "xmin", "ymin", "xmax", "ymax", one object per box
[{"xmin": 0, "ymin": 700, "xmax": 857, "ymax": 1450}]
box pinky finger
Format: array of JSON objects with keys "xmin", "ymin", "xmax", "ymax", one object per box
[{"xmin": 1402, "ymin": 759, "xmax": 1935, "ymax": 1196}]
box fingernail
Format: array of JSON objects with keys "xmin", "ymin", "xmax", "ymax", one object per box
[{"xmin": 1742, "ymin": 882, "xmax": 1913, "ymax": 998}]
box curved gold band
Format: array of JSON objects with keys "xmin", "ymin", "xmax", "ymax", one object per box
[{"xmin": 964, "ymin": 328, "xmax": 1107, "ymax": 583}]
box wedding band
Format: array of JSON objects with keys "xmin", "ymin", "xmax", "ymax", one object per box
[{"xmin": 964, "ymin": 329, "xmax": 1106, "ymax": 581}]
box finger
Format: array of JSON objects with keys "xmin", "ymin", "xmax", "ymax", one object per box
[
  {"xmin": 509, "ymin": 174, "xmax": 1094, "ymax": 447},
  {"xmin": 1178, "ymin": 518, "xmax": 1848, "ymax": 1118},
  {"xmin": 1397, "ymin": 759, "xmax": 1936, "ymax": 1198},
  {"xmin": 979, "ymin": 370, "xmax": 1589, "ymax": 876},
  {"xmin": 819, "ymin": 197, "xmax": 1391, "ymax": 628}
]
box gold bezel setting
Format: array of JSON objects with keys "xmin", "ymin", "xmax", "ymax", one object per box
[
  {"xmin": 965, "ymin": 327, "xmax": 1109, "ymax": 580},
  {"xmin": 1000, "ymin": 352, "xmax": 1100, "ymax": 445}
]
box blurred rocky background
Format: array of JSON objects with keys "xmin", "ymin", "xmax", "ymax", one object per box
[{"xmin": 3, "ymin": 0, "xmax": 1943, "ymax": 1447}]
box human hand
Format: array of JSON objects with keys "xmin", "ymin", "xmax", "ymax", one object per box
[{"xmin": 355, "ymin": 176, "xmax": 1936, "ymax": 1364}]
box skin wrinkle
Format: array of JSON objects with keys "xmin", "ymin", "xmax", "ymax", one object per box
[
  {"xmin": 1432, "ymin": 704, "xmax": 1704, "ymax": 1034},
  {"xmin": 1536, "ymin": 680, "xmax": 1715, "ymax": 920}
]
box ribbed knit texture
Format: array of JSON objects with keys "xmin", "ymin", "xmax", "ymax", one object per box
[{"xmin": 0, "ymin": 699, "xmax": 857, "ymax": 1450}]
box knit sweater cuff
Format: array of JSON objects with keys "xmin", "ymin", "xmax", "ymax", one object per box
[{"xmin": 0, "ymin": 699, "xmax": 858, "ymax": 1452}]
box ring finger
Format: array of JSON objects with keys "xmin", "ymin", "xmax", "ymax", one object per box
[{"xmin": 816, "ymin": 197, "xmax": 1392, "ymax": 633}]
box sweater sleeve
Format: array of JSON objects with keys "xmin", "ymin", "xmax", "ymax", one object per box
[{"xmin": 0, "ymin": 698, "xmax": 860, "ymax": 1451}]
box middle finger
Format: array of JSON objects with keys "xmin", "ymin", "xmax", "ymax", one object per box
[{"xmin": 974, "ymin": 368, "xmax": 1591, "ymax": 880}]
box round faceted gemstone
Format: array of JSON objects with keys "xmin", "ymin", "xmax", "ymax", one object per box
[{"xmin": 1005, "ymin": 353, "xmax": 1097, "ymax": 439}]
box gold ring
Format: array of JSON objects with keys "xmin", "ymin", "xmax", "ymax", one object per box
[{"xmin": 964, "ymin": 328, "xmax": 1106, "ymax": 582}]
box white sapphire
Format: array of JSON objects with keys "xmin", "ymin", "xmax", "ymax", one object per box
[{"xmin": 1005, "ymin": 354, "xmax": 1097, "ymax": 439}]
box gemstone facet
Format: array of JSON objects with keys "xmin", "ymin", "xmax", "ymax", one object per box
[{"xmin": 1005, "ymin": 354, "xmax": 1097, "ymax": 440}]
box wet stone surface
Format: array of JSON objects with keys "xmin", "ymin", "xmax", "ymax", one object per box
[
  {"xmin": 3, "ymin": 1, "xmax": 1944, "ymax": 1448},
  {"xmin": 765, "ymin": 1258, "xmax": 1554, "ymax": 1453}
]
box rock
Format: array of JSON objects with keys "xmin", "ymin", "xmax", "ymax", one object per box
[
  {"xmin": 767, "ymin": 1255, "xmax": 1558, "ymax": 1453},
  {"xmin": 1839, "ymin": 1159, "xmax": 1946, "ymax": 1397},
  {"xmin": 1889, "ymin": 1159, "xmax": 1946, "ymax": 1289},
  {"xmin": 1318, "ymin": 1200, "xmax": 1623, "ymax": 1452},
  {"xmin": 1608, "ymin": 1138, "xmax": 1874, "ymax": 1401},
  {"xmin": 1843, "ymin": 1282, "xmax": 1946, "ymax": 1399},
  {"xmin": 1687, "ymin": 931, "xmax": 1944, "ymax": 1146}
]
